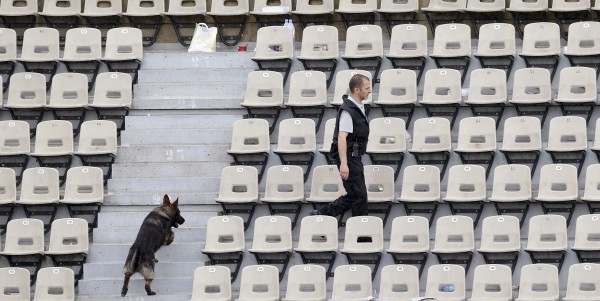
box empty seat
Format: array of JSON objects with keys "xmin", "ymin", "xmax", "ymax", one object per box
[
  {"xmin": 377, "ymin": 0, "xmax": 419, "ymax": 34},
  {"xmin": 103, "ymin": 27, "xmax": 143, "ymax": 84},
  {"xmin": 564, "ymin": 263, "xmax": 600, "ymax": 301},
  {"xmin": 582, "ymin": 164, "xmax": 600, "ymax": 213},
  {"xmin": 535, "ymin": 164, "xmax": 578, "ymax": 225},
  {"xmin": 469, "ymin": 264, "xmax": 513, "ymax": 301},
  {"xmin": 330, "ymin": 69, "xmax": 372, "ymax": 107},
  {"xmin": 477, "ymin": 215, "xmax": 521, "ymax": 271},
  {"xmin": 431, "ymin": 216, "xmax": 474, "ymax": 273},
  {"xmin": 444, "ymin": 165, "xmax": 487, "ymax": 227},
  {"xmin": 342, "ymin": 25, "xmax": 383, "ymax": 83},
  {"xmin": 202, "ymin": 216, "xmax": 245, "ymax": 281},
  {"xmin": 549, "ymin": 0, "xmax": 591, "ymax": 40},
  {"xmin": 17, "ymin": 168, "xmax": 60, "ymax": 233},
  {"xmin": 386, "ymin": 216, "xmax": 429, "ymax": 277},
  {"xmin": 39, "ymin": 0, "xmax": 81, "ymax": 31},
  {"xmin": 592, "ymin": 119, "xmax": 600, "ymax": 163},
  {"xmin": 474, "ymin": 23, "xmax": 516, "ymax": 78},
  {"xmin": 421, "ymin": 0, "xmax": 467, "ymax": 37},
  {"xmin": 366, "ymin": 118, "xmax": 406, "ymax": 181},
  {"xmin": 248, "ymin": 216, "xmax": 293, "ymax": 281},
  {"xmin": 385, "ymin": 24, "xmax": 428, "ymax": 83},
  {"xmin": 0, "ymin": 0, "xmax": 37, "ymax": 33},
  {"xmin": 164, "ymin": 0, "xmax": 207, "ymax": 46},
  {"xmin": 554, "ymin": 66, "xmax": 598, "ymax": 124},
  {"xmin": 294, "ymin": 215, "xmax": 338, "ymax": 278},
  {"xmin": 282, "ymin": 265, "xmax": 326, "ymax": 301},
  {"xmin": 318, "ymin": 119, "xmax": 337, "ymax": 164},
  {"xmin": 273, "ymin": 118, "xmax": 316, "ymax": 182},
  {"xmin": 524, "ymin": 215, "xmax": 568, "ymax": 272},
  {"xmin": 227, "ymin": 119, "xmax": 270, "ymax": 181},
  {"xmin": 499, "ymin": 116, "xmax": 542, "ymax": 176},
  {"xmin": 306, "ymin": 165, "xmax": 346, "ymax": 208},
  {"xmin": 0, "ymin": 28, "xmax": 17, "ymax": 92},
  {"xmin": 251, "ymin": 0, "xmax": 291, "ymax": 27},
  {"xmin": 465, "ymin": 0, "xmax": 505, "ymax": 36},
  {"xmin": 4, "ymin": 72, "xmax": 47, "ymax": 135},
  {"xmin": 0, "ymin": 168, "xmax": 16, "ymax": 234},
  {"xmin": 214, "ymin": 166, "xmax": 259, "ymax": 231},
  {"xmin": 376, "ymin": 265, "xmax": 419, "ymax": 301},
  {"xmin": 509, "ymin": 68, "xmax": 553, "ymax": 126},
  {"xmin": 430, "ymin": 23, "xmax": 471, "ymax": 83},
  {"xmin": 515, "ymin": 264, "xmax": 559, "ymax": 301},
  {"xmin": 122, "ymin": 0, "xmax": 164, "ymax": 47},
  {"xmin": 409, "ymin": 117, "xmax": 452, "ymax": 178},
  {"xmin": 252, "ymin": 26, "xmax": 294, "ymax": 84},
  {"xmin": 0, "ymin": 219, "xmax": 45, "ymax": 282},
  {"xmin": 33, "ymin": 267, "xmax": 74, "ymax": 301},
  {"xmin": 564, "ymin": 22, "xmax": 600, "ymax": 77},
  {"xmin": 454, "ymin": 117, "xmax": 496, "ymax": 178},
  {"xmin": 60, "ymin": 166, "xmax": 104, "ymax": 231},
  {"xmin": 507, "ymin": 0, "xmax": 550, "ymax": 39},
  {"xmin": 364, "ymin": 165, "xmax": 395, "ymax": 224},
  {"xmin": 397, "ymin": 165, "xmax": 441, "ymax": 226},
  {"xmin": 489, "ymin": 165, "xmax": 532, "ymax": 227},
  {"xmin": 74, "ymin": 120, "xmax": 118, "ymax": 184},
  {"xmin": 190, "ymin": 266, "xmax": 232, "ymax": 301},
  {"xmin": 519, "ymin": 23, "xmax": 561, "ymax": 81},
  {"xmin": 340, "ymin": 216, "xmax": 384, "ymax": 279},
  {"xmin": 336, "ymin": 0, "xmax": 377, "ymax": 28},
  {"xmin": 572, "ymin": 214, "xmax": 600, "ymax": 263},
  {"xmin": 425, "ymin": 264, "xmax": 466, "ymax": 301},
  {"xmin": 81, "ymin": 0, "xmax": 123, "ymax": 30},
  {"xmin": 0, "ymin": 120, "xmax": 31, "ymax": 185},
  {"xmin": 292, "ymin": 0, "xmax": 334, "ymax": 29},
  {"xmin": 19, "ymin": 28, "xmax": 60, "ymax": 90},
  {"xmin": 464, "ymin": 68, "xmax": 508, "ymax": 127},
  {"xmin": 207, "ymin": 0, "xmax": 249, "ymax": 46},
  {"xmin": 545, "ymin": 116, "xmax": 587, "ymax": 176},
  {"xmin": 286, "ymin": 70, "xmax": 327, "ymax": 129},
  {"xmin": 45, "ymin": 218, "xmax": 89, "ymax": 281},
  {"xmin": 0, "ymin": 267, "xmax": 30, "ymax": 301},
  {"xmin": 240, "ymin": 71, "xmax": 284, "ymax": 134},
  {"xmin": 296, "ymin": 26, "xmax": 339, "ymax": 87},
  {"xmin": 61, "ymin": 28, "xmax": 102, "ymax": 91},
  {"xmin": 90, "ymin": 72, "xmax": 133, "ymax": 132},
  {"xmin": 261, "ymin": 165, "xmax": 305, "ymax": 229},
  {"xmin": 46, "ymin": 73, "xmax": 89, "ymax": 135},
  {"xmin": 31, "ymin": 120, "xmax": 74, "ymax": 186},
  {"xmin": 374, "ymin": 69, "xmax": 418, "ymax": 125},
  {"xmin": 420, "ymin": 69, "xmax": 463, "ymax": 128},
  {"xmin": 329, "ymin": 265, "xmax": 373, "ymax": 301}
]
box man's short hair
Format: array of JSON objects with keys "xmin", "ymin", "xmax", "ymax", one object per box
[{"xmin": 348, "ymin": 74, "xmax": 370, "ymax": 93}]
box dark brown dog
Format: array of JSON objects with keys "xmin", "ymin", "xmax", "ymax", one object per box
[{"xmin": 121, "ymin": 194, "xmax": 185, "ymax": 297}]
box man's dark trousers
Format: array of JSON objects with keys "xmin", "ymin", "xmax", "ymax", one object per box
[{"xmin": 319, "ymin": 155, "xmax": 368, "ymax": 217}]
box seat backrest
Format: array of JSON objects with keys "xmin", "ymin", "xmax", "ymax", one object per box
[
  {"xmin": 3, "ymin": 218, "xmax": 44, "ymax": 254},
  {"xmin": 63, "ymin": 28, "xmax": 102, "ymax": 61},
  {"xmin": 573, "ymin": 214, "xmax": 600, "ymax": 251},
  {"xmin": 511, "ymin": 68, "xmax": 552, "ymax": 104},
  {"xmin": 521, "ymin": 22, "xmax": 560, "ymax": 56},
  {"xmin": 331, "ymin": 69, "xmax": 372, "ymax": 106},
  {"xmin": 445, "ymin": 165, "xmax": 487, "ymax": 201},
  {"xmin": 344, "ymin": 25, "xmax": 383, "ymax": 57},
  {"xmin": 19, "ymin": 168, "xmax": 60, "ymax": 204},
  {"xmin": 467, "ymin": 0, "xmax": 504, "ymax": 10},
  {"xmin": 0, "ymin": 0, "xmax": 38, "ymax": 14},
  {"xmin": 294, "ymin": 0, "xmax": 333, "ymax": 12},
  {"xmin": 466, "ymin": 68, "xmax": 507, "ymax": 104},
  {"xmin": 167, "ymin": 0, "xmax": 206, "ymax": 14},
  {"xmin": 433, "ymin": 216, "xmax": 474, "ymax": 253},
  {"xmin": 0, "ymin": 168, "xmax": 16, "ymax": 204},
  {"xmin": 319, "ymin": 118, "xmax": 336, "ymax": 152},
  {"xmin": 342, "ymin": 216, "xmax": 384, "ymax": 253},
  {"xmin": 125, "ymin": 0, "xmax": 164, "ymax": 14},
  {"xmin": 479, "ymin": 215, "xmax": 521, "ymax": 252},
  {"xmin": 0, "ymin": 28, "xmax": 17, "ymax": 62},
  {"xmin": 425, "ymin": 264, "xmax": 466, "ymax": 300},
  {"xmin": 556, "ymin": 66, "xmax": 597, "ymax": 102},
  {"xmin": 41, "ymin": 0, "xmax": 81, "ymax": 15},
  {"xmin": 253, "ymin": 26, "xmax": 293, "ymax": 60},
  {"xmin": 547, "ymin": 116, "xmax": 587, "ymax": 150},
  {"xmin": 0, "ymin": 121, "xmax": 30, "ymax": 155},
  {"xmin": 366, "ymin": 117, "xmax": 406, "ymax": 153},
  {"xmin": 62, "ymin": 166, "xmax": 104, "ymax": 204},
  {"xmin": 379, "ymin": 0, "xmax": 418, "ymax": 11},
  {"xmin": 287, "ymin": 70, "xmax": 328, "ymax": 107},
  {"xmin": 228, "ymin": 119, "xmax": 270, "ymax": 153},
  {"xmin": 215, "ymin": 166, "xmax": 259, "ymax": 203},
  {"xmin": 471, "ymin": 264, "xmax": 513, "ymax": 300},
  {"xmin": 203, "ymin": 215, "xmax": 245, "ymax": 253},
  {"xmin": 399, "ymin": 165, "xmax": 441, "ymax": 202},
  {"xmin": 376, "ymin": 69, "xmax": 417, "ymax": 105},
  {"xmin": 432, "ymin": 23, "xmax": 471, "ymax": 57},
  {"xmin": 82, "ymin": 0, "xmax": 122, "ymax": 15},
  {"xmin": 551, "ymin": 0, "xmax": 589, "ymax": 9},
  {"xmin": 426, "ymin": 0, "xmax": 467, "ymax": 9},
  {"xmin": 284, "ymin": 265, "xmax": 326, "ymax": 300},
  {"xmin": 364, "ymin": 165, "xmax": 395, "ymax": 202},
  {"xmin": 252, "ymin": 0, "xmax": 291, "ymax": 13},
  {"xmin": 388, "ymin": 24, "xmax": 427, "ymax": 57},
  {"xmin": 47, "ymin": 218, "xmax": 89, "ymax": 254},
  {"xmin": 508, "ymin": 0, "xmax": 548, "ymax": 10},
  {"xmin": 565, "ymin": 263, "xmax": 600, "ymax": 300},
  {"xmin": 307, "ymin": 165, "xmax": 346, "ymax": 201},
  {"xmin": 238, "ymin": 265, "xmax": 279, "ymax": 300},
  {"xmin": 48, "ymin": 73, "xmax": 89, "ymax": 108},
  {"xmin": 500, "ymin": 116, "xmax": 542, "ymax": 151},
  {"xmin": 421, "ymin": 69, "xmax": 462, "ymax": 105},
  {"xmin": 517, "ymin": 264, "xmax": 559, "ymax": 300},
  {"xmin": 262, "ymin": 165, "xmax": 304, "ymax": 202},
  {"xmin": 76, "ymin": 120, "xmax": 118, "ymax": 155},
  {"xmin": 0, "ymin": 267, "xmax": 30, "ymax": 301},
  {"xmin": 33, "ymin": 120, "xmax": 74, "ymax": 156},
  {"xmin": 455, "ymin": 117, "xmax": 496, "ymax": 151},
  {"xmin": 388, "ymin": 216, "xmax": 429, "ymax": 252},
  {"xmin": 20, "ymin": 27, "xmax": 59, "ymax": 61},
  {"xmin": 250, "ymin": 216, "xmax": 292, "ymax": 252},
  {"xmin": 378, "ymin": 265, "xmax": 419, "ymax": 300},
  {"xmin": 298, "ymin": 25, "xmax": 338, "ymax": 60},
  {"xmin": 536, "ymin": 164, "xmax": 578, "ymax": 201},
  {"xmin": 330, "ymin": 265, "xmax": 372, "ymax": 300},
  {"xmin": 410, "ymin": 117, "xmax": 452, "ymax": 152},
  {"xmin": 190, "ymin": 266, "xmax": 232, "ymax": 301},
  {"xmin": 565, "ymin": 22, "xmax": 600, "ymax": 56},
  {"xmin": 296, "ymin": 215, "xmax": 338, "ymax": 252},
  {"xmin": 275, "ymin": 118, "xmax": 316, "ymax": 153},
  {"xmin": 526, "ymin": 214, "xmax": 568, "ymax": 251},
  {"xmin": 6, "ymin": 73, "xmax": 47, "ymax": 108},
  {"xmin": 242, "ymin": 71, "xmax": 284, "ymax": 107},
  {"xmin": 104, "ymin": 27, "xmax": 143, "ymax": 61},
  {"xmin": 33, "ymin": 267, "xmax": 74, "ymax": 301},
  {"xmin": 92, "ymin": 72, "xmax": 133, "ymax": 108},
  {"xmin": 583, "ymin": 165, "xmax": 600, "ymax": 201},
  {"xmin": 476, "ymin": 23, "xmax": 516, "ymax": 56},
  {"xmin": 337, "ymin": 0, "xmax": 377, "ymax": 11},
  {"xmin": 209, "ymin": 0, "xmax": 249, "ymax": 14},
  {"xmin": 490, "ymin": 164, "xmax": 532, "ymax": 202}
]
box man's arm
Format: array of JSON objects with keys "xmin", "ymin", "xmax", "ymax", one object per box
[{"xmin": 338, "ymin": 131, "xmax": 349, "ymax": 180}]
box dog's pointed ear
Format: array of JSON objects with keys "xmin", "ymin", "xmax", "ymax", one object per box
[
  {"xmin": 163, "ymin": 194, "xmax": 171, "ymax": 206},
  {"xmin": 171, "ymin": 198, "xmax": 179, "ymax": 209}
]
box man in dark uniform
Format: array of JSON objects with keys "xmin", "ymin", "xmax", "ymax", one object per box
[{"xmin": 313, "ymin": 74, "xmax": 371, "ymax": 217}]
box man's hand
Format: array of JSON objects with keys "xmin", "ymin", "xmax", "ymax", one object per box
[{"xmin": 340, "ymin": 162, "xmax": 349, "ymax": 180}]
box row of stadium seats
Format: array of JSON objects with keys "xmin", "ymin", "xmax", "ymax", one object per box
[{"xmin": 0, "ymin": 267, "xmax": 76, "ymax": 300}]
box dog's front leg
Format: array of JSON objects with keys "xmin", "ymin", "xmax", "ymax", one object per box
[
  {"xmin": 145, "ymin": 278, "xmax": 156, "ymax": 295},
  {"xmin": 165, "ymin": 230, "xmax": 175, "ymax": 246},
  {"xmin": 121, "ymin": 272, "xmax": 132, "ymax": 297}
]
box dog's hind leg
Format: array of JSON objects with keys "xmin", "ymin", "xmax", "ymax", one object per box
[
  {"xmin": 144, "ymin": 278, "xmax": 156, "ymax": 296},
  {"xmin": 121, "ymin": 272, "xmax": 132, "ymax": 297}
]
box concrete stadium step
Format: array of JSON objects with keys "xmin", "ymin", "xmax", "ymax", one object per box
[
  {"xmin": 84, "ymin": 262, "xmax": 205, "ymax": 279},
  {"xmin": 138, "ymin": 68, "xmax": 255, "ymax": 83},
  {"xmin": 115, "ymin": 145, "xmax": 231, "ymax": 163},
  {"xmin": 97, "ymin": 211, "xmax": 216, "ymax": 227},
  {"xmin": 107, "ymin": 177, "xmax": 220, "ymax": 193},
  {"xmin": 92, "ymin": 227, "xmax": 205, "ymax": 244},
  {"xmin": 125, "ymin": 114, "xmax": 242, "ymax": 130},
  {"xmin": 78, "ymin": 277, "xmax": 194, "ymax": 296},
  {"xmin": 134, "ymin": 82, "xmax": 246, "ymax": 101},
  {"xmin": 112, "ymin": 162, "xmax": 230, "ymax": 178},
  {"xmin": 87, "ymin": 243, "xmax": 208, "ymax": 262},
  {"xmin": 131, "ymin": 97, "xmax": 243, "ymax": 110},
  {"xmin": 141, "ymin": 52, "xmax": 255, "ymax": 70},
  {"xmin": 121, "ymin": 129, "xmax": 232, "ymax": 145},
  {"xmin": 104, "ymin": 193, "xmax": 222, "ymax": 206}
]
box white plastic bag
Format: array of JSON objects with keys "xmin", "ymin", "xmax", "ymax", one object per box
[{"xmin": 188, "ymin": 23, "xmax": 217, "ymax": 52}]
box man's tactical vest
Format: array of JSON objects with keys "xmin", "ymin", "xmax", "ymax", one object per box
[{"xmin": 329, "ymin": 95, "xmax": 370, "ymax": 159}]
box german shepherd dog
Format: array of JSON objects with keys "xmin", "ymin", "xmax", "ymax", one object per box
[{"xmin": 121, "ymin": 194, "xmax": 185, "ymax": 297}]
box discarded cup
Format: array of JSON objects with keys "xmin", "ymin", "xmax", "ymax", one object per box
[{"xmin": 238, "ymin": 45, "xmax": 247, "ymax": 51}]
